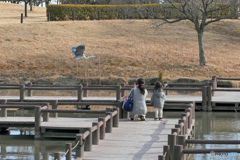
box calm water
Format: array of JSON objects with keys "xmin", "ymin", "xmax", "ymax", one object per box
[{"xmin": 0, "ymin": 111, "xmax": 239, "ymax": 159}]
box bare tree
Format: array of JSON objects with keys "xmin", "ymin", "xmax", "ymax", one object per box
[{"xmin": 147, "ymin": 0, "xmax": 237, "ymax": 66}]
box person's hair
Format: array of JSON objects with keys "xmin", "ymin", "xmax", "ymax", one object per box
[
  {"xmin": 154, "ymin": 81, "xmax": 163, "ymax": 92},
  {"xmin": 137, "ymin": 78, "xmax": 145, "ymax": 95}
]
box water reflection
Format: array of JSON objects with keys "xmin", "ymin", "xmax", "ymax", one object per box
[
  {"xmin": 1, "ymin": 111, "xmax": 240, "ymax": 159},
  {"xmin": 193, "ymin": 112, "xmax": 240, "ymax": 160}
]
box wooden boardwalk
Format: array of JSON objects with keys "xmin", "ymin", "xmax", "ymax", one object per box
[
  {"xmin": 84, "ymin": 118, "xmax": 177, "ymax": 160},
  {"xmin": 0, "ymin": 90, "xmax": 239, "ymax": 102}
]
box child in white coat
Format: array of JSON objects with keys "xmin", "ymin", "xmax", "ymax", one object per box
[{"xmin": 151, "ymin": 82, "xmax": 166, "ymax": 120}]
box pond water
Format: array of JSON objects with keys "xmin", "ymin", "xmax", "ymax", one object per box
[{"xmin": 0, "ymin": 111, "xmax": 239, "ymax": 160}]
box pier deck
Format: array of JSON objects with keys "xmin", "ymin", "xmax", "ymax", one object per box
[
  {"xmin": 0, "ymin": 91, "xmax": 239, "ymax": 102},
  {"xmin": 84, "ymin": 118, "xmax": 177, "ymax": 160}
]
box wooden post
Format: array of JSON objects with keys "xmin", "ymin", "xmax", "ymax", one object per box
[
  {"xmin": 174, "ymin": 145, "xmax": 183, "ymax": 160},
  {"xmin": 181, "ymin": 114, "xmax": 188, "ymax": 134},
  {"xmin": 175, "ymin": 124, "xmax": 182, "ymax": 135},
  {"xmin": 120, "ymin": 83, "xmax": 125, "ymax": 97},
  {"xmin": 168, "ymin": 134, "xmax": 176, "ymax": 160},
  {"xmin": 98, "ymin": 117, "xmax": 105, "ymax": 140},
  {"xmin": 34, "ymin": 106, "xmax": 41, "ymax": 139},
  {"xmin": 116, "ymin": 85, "xmax": 121, "ymax": 101},
  {"xmin": 54, "ymin": 153, "xmax": 61, "ymax": 160},
  {"xmin": 163, "ymin": 145, "xmax": 170, "ymax": 160},
  {"xmin": 83, "ymin": 128, "xmax": 92, "ymax": 151},
  {"xmin": 78, "ymin": 85, "xmax": 83, "ymax": 102},
  {"xmin": 212, "ymin": 76, "xmax": 217, "ymax": 96},
  {"xmin": 177, "ymin": 135, "xmax": 186, "ymax": 148},
  {"xmin": 27, "ymin": 82, "xmax": 32, "ymax": 96},
  {"xmin": 158, "ymin": 155, "xmax": 165, "ymax": 160},
  {"xmin": 75, "ymin": 134, "xmax": 84, "ymax": 159},
  {"xmin": 207, "ymin": 86, "xmax": 212, "ymax": 111},
  {"xmin": 92, "ymin": 122, "xmax": 100, "ymax": 145},
  {"xmin": 51, "ymin": 100, "xmax": 58, "ymax": 118},
  {"xmin": 21, "ymin": 13, "xmax": 23, "ymax": 23},
  {"xmin": 20, "ymin": 84, "xmax": 25, "ymax": 102},
  {"xmin": 66, "ymin": 143, "xmax": 72, "ymax": 160},
  {"xmin": 171, "ymin": 128, "xmax": 179, "ymax": 135},
  {"xmin": 186, "ymin": 109, "xmax": 192, "ymax": 129},
  {"xmin": 113, "ymin": 108, "xmax": 119, "ymax": 127},
  {"xmin": 117, "ymin": 100, "xmax": 123, "ymax": 119},
  {"xmin": 43, "ymin": 111, "xmax": 49, "ymax": 122},
  {"xmin": 209, "ymin": 81, "xmax": 214, "ymax": 96},
  {"xmin": 106, "ymin": 112, "xmax": 113, "ymax": 133},
  {"xmin": 202, "ymin": 86, "xmax": 207, "ymax": 111},
  {"xmin": 1, "ymin": 100, "xmax": 7, "ymax": 117},
  {"xmin": 82, "ymin": 82, "xmax": 88, "ymax": 97},
  {"xmin": 178, "ymin": 120, "xmax": 185, "ymax": 135}
]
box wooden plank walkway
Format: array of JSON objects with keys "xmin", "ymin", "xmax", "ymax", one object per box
[
  {"xmin": 0, "ymin": 91, "xmax": 239, "ymax": 102},
  {"xmin": 84, "ymin": 118, "xmax": 177, "ymax": 160}
]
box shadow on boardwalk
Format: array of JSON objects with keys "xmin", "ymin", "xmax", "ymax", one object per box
[{"xmin": 84, "ymin": 119, "xmax": 178, "ymax": 160}]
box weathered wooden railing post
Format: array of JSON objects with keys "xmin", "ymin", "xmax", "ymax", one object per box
[
  {"xmin": 163, "ymin": 145, "xmax": 170, "ymax": 160},
  {"xmin": 76, "ymin": 134, "xmax": 84, "ymax": 160},
  {"xmin": 82, "ymin": 82, "xmax": 88, "ymax": 97},
  {"xmin": 186, "ymin": 108, "xmax": 192, "ymax": 129},
  {"xmin": 34, "ymin": 106, "xmax": 41, "ymax": 139},
  {"xmin": 171, "ymin": 128, "xmax": 180, "ymax": 135},
  {"xmin": 174, "ymin": 145, "xmax": 183, "ymax": 160},
  {"xmin": 117, "ymin": 100, "xmax": 123, "ymax": 119},
  {"xmin": 106, "ymin": 112, "xmax": 113, "ymax": 133},
  {"xmin": 20, "ymin": 84, "xmax": 25, "ymax": 102},
  {"xmin": 113, "ymin": 108, "xmax": 119, "ymax": 127},
  {"xmin": 175, "ymin": 124, "xmax": 182, "ymax": 135},
  {"xmin": 212, "ymin": 76, "xmax": 217, "ymax": 96},
  {"xmin": 202, "ymin": 86, "xmax": 207, "ymax": 111},
  {"xmin": 116, "ymin": 85, "xmax": 121, "ymax": 101},
  {"xmin": 92, "ymin": 122, "xmax": 100, "ymax": 145},
  {"xmin": 51, "ymin": 100, "xmax": 58, "ymax": 118},
  {"xmin": 168, "ymin": 133, "xmax": 177, "ymax": 160},
  {"xmin": 120, "ymin": 83, "xmax": 125, "ymax": 97},
  {"xmin": 54, "ymin": 153, "xmax": 61, "ymax": 160},
  {"xmin": 27, "ymin": 82, "xmax": 32, "ymax": 97},
  {"xmin": 42, "ymin": 104, "xmax": 49, "ymax": 122},
  {"xmin": 83, "ymin": 128, "xmax": 92, "ymax": 151},
  {"xmin": 176, "ymin": 136, "xmax": 185, "ymax": 159},
  {"xmin": 163, "ymin": 81, "xmax": 168, "ymax": 95},
  {"xmin": 66, "ymin": 143, "xmax": 72, "ymax": 160},
  {"xmin": 98, "ymin": 117, "xmax": 105, "ymax": 140},
  {"xmin": 0, "ymin": 100, "xmax": 7, "ymax": 117},
  {"xmin": 207, "ymin": 86, "xmax": 212, "ymax": 111},
  {"xmin": 181, "ymin": 114, "xmax": 188, "ymax": 134},
  {"xmin": 178, "ymin": 120, "xmax": 185, "ymax": 135},
  {"xmin": 78, "ymin": 85, "xmax": 83, "ymax": 102}
]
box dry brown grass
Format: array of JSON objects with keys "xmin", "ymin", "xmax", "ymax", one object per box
[{"xmin": 1, "ymin": 2, "xmax": 240, "ymax": 83}]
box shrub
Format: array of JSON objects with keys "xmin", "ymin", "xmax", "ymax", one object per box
[{"xmin": 46, "ymin": 3, "xmax": 237, "ymax": 21}]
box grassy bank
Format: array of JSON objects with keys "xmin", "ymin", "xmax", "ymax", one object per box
[{"xmin": 0, "ymin": 2, "xmax": 240, "ymax": 84}]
